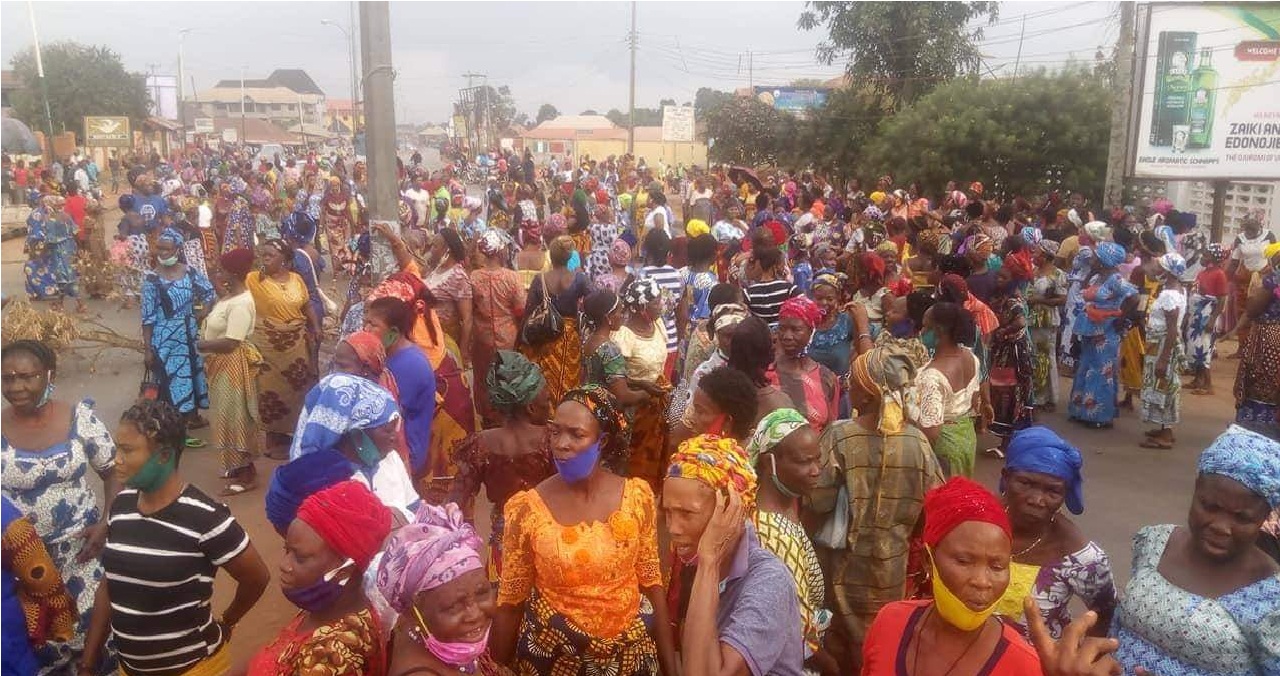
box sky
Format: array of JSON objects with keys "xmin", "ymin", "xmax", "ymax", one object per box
[{"xmin": 0, "ymin": 1, "xmax": 1118, "ymax": 125}]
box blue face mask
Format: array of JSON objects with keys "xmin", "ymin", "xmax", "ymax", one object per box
[
  {"xmin": 888, "ymin": 319, "xmax": 914, "ymax": 339},
  {"xmin": 555, "ymin": 438, "xmax": 601, "ymax": 484},
  {"xmin": 282, "ymin": 559, "xmax": 354, "ymax": 613},
  {"xmin": 920, "ymin": 328, "xmax": 939, "ymax": 355}
]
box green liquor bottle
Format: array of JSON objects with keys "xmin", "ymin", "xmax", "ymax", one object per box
[
  {"xmin": 1188, "ymin": 47, "xmax": 1217, "ymax": 149},
  {"xmin": 1150, "ymin": 31, "xmax": 1197, "ymax": 146}
]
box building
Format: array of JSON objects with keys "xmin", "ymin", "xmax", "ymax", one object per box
[
  {"xmin": 1, "ymin": 70, "xmax": 23, "ymax": 113},
  {"xmin": 194, "ymin": 69, "xmax": 325, "ymax": 128},
  {"xmin": 516, "ymin": 115, "xmax": 708, "ymax": 168},
  {"xmin": 324, "ymin": 98, "xmax": 362, "ymax": 135},
  {"xmin": 1165, "ymin": 180, "xmax": 1280, "ymax": 243}
]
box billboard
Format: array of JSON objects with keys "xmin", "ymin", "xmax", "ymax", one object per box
[
  {"xmin": 83, "ymin": 116, "xmax": 131, "ymax": 147},
  {"xmin": 753, "ymin": 86, "xmax": 830, "ymax": 115},
  {"xmin": 662, "ymin": 105, "xmax": 695, "ymax": 142},
  {"xmin": 193, "ymin": 118, "xmax": 215, "ymax": 134},
  {"xmin": 1130, "ymin": 4, "xmax": 1280, "ymax": 180},
  {"xmin": 145, "ymin": 75, "xmax": 179, "ymax": 121}
]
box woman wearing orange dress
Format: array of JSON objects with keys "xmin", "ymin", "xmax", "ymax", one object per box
[
  {"xmin": 491, "ymin": 385, "xmax": 677, "ymax": 676},
  {"xmin": 470, "ymin": 231, "xmax": 526, "ymax": 423}
]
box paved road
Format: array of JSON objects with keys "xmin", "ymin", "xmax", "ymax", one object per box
[{"xmin": 0, "ymin": 224, "xmax": 1243, "ymax": 666}]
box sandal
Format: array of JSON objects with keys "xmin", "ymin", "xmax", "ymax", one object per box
[
  {"xmin": 184, "ymin": 437, "xmax": 207, "ymax": 449},
  {"xmin": 983, "ymin": 447, "xmax": 1005, "ymax": 459},
  {"xmin": 187, "ymin": 416, "xmax": 210, "ymax": 430},
  {"xmin": 264, "ymin": 449, "xmax": 290, "ymax": 461},
  {"xmin": 218, "ymin": 481, "xmax": 257, "ymax": 497},
  {"xmin": 1139, "ymin": 439, "xmax": 1174, "ymax": 450}
]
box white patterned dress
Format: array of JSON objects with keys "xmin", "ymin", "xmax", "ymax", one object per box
[{"xmin": 1, "ymin": 399, "xmax": 117, "ymax": 674}]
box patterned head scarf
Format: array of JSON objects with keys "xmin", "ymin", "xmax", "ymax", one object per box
[
  {"xmin": 1037, "ymin": 239, "xmax": 1061, "ymax": 259},
  {"xmin": 157, "ymin": 227, "xmax": 185, "ymax": 247},
  {"xmin": 1157, "ymin": 252, "xmax": 1187, "ymax": 277},
  {"xmin": 546, "ymin": 212, "xmax": 567, "ymax": 237},
  {"xmin": 811, "ymin": 270, "xmax": 846, "ymax": 293},
  {"xmin": 1003, "ymin": 251, "xmax": 1034, "ymax": 282},
  {"xmin": 520, "ymin": 219, "xmax": 542, "ymax": 246},
  {"xmin": 1199, "ymin": 424, "xmax": 1280, "ymax": 508},
  {"xmin": 487, "ymin": 350, "xmax": 546, "ymax": 412},
  {"xmin": 850, "ymin": 345, "xmax": 917, "ymax": 434},
  {"xmin": 1154, "ymin": 225, "xmax": 1177, "ymax": 255},
  {"xmin": 296, "ymin": 480, "xmax": 392, "ymax": 571},
  {"xmin": 477, "ymin": 229, "xmax": 506, "ymax": 257},
  {"xmin": 917, "ymin": 228, "xmax": 945, "ymax": 254},
  {"xmin": 778, "ymin": 295, "xmax": 823, "ymax": 328},
  {"xmin": 1095, "ymin": 241, "xmax": 1127, "ymax": 268},
  {"xmin": 1002, "ymin": 426, "xmax": 1085, "ymax": 514},
  {"xmin": 608, "ymin": 239, "xmax": 632, "ymax": 267},
  {"xmin": 711, "ymin": 303, "xmax": 748, "ymax": 335},
  {"xmin": 862, "ymin": 205, "xmax": 884, "ymax": 222},
  {"xmin": 1083, "ymin": 221, "xmax": 1112, "ymax": 244},
  {"xmin": 667, "ymin": 434, "xmax": 758, "ymax": 512},
  {"xmin": 621, "ymin": 277, "xmax": 661, "ymax": 311},
  {"xmin": 377, "ymin": 502, "xmax": 483, "ymax": 613},
  {"xmin": 341, "ymin": 331, "xmax": 400, "ymax": 401},
  {"xmin": 923, "ymin": 477, "xmax": 1012, "ymax": 548},
  {"xmin": 1020, "ymin": 226, "xmax": 1043, "ymax": 247},
  {"xmin": 289, "ymin": 373, "xmax": 400, "ymax": 460},
  {"xmin": 1203, "ymin": 243, "xmax": 1226, "ymax": 264},
  {"xmin": 948, "ymin": 190, "xmax": 968, "ymax": 209},
  {"xmin": 745, "ymin": 409, "xmax": 809, "ymax": 464},
  {"xmin": 963, "ymin": 233, "xmax": 994, "ymax": 256},
  {"xmin": 562, "ymin": 385, "xmax": 629, "ymax": 468}
]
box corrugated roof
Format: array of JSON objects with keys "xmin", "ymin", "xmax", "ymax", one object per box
[
  {"xmin": 266, "ymin": 69, "xmax": 324, "ymax": 96},
  {"xmin": 211, "ymin": 116, "xmax": 300, "ymax": 145},
  {"xmin": 533, "ymin": 115, "xmax": 618, "ymax": 131},
  {"xmin": 1, "ymin": 70, "xmax": 23, "ymax": 88},
  {"xmin": 198, "ymin": 86, "xmax": 324, "ymax": 105}
]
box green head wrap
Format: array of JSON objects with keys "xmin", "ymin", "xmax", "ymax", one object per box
[{"xmin": 486, "ymin": 351, "xmax": 546, "ymax": 412}]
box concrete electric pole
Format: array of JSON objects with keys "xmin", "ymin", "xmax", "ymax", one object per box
[
  {"xmin": 1103, "ymin": 2, "xmax": 1135, "ymax": 209},
  {"xmin": 360, "ymin": 1, "xmax": 399, "ymax": 279},
  {"xmin": 627, "ymin": 1, "xmax": 637, "ymax": 155}
]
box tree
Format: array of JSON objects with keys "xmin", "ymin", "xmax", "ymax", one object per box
[
  {"xmin": 798, "ymin": 2, "xmax": 998, "ymax": 108},
  {"xmin": 704, "ymin": 97, "xmax": 794, "ymax": 166},
  {"xmin": 789, "ymin": 86, "xmax": 893, "ymax": 179},
  {"xmin": 8, "ymin": 41, "xmax": 149, "ymax": 140},
  {"xmin": 659, "ymin": 98, "xmax": 676, "ymax": 108},
  {"xmin": 694, "ymin": 87, "xmax": 734, "ymax": 121},
  {"xmin": 605, "ymin": 109, "xmax": 628, "ymax": 127},
  {"xmin": 790, "ymin": 78, "xmax": 827, "ymax": 88},
  {"xmin": 535, "ymin": 104, "xmax": 560, "ymax": 124},
  {"xmin": 580, "ymin": 109, "xmax": 599, "ymax": 116},
  {"xmin": 860, "ymin": 69, "xmax": 1111, "ymax": 198},
  {"xmin": 457, "ymin": 84, "xmax": 516, "ymax": 135}
]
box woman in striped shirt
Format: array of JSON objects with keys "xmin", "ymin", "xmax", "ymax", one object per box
[{"xmin": 79, "ymin": 400, "xmax": 269, "ymax": 676}]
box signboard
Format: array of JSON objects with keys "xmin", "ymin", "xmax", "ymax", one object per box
[
  {"xmin": 145, "ymin": 75, "xmax": 179, "ymax": 121},
  {"xmin": 662, "ymin": 105, "xmax": 695, "ymax": 142},
  {"xmin": 193, "ymin": 118, "xmax": 215, "ymax": 134},
  {"xmin": 1130, "ymin": 3, "xmax": 1280, "ymax": 180},
  {"xmin": 83, "ymin": 116, "xmax": 131, "ymax": 147},
  {"xmin": 752, "ymin": 87, "xmax": 830, "ymax": 115},
  {"xmin": 222, "ymin": 128, "xmax": 238, "ymax": 144}
]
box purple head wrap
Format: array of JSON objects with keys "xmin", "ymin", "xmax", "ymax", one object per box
[{"xmin": 376, "ymin": 502, "xmax": 483, "ymax": 613}]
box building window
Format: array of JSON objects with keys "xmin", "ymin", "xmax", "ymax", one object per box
[{"xmin": 272, "ymin": 104, "xmax": 282, "ymax": 112}]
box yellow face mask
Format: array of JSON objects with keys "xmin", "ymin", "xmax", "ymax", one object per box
[{"xmin": 928, "ymin": 547, "xmax": 1002, "ymax": 632}]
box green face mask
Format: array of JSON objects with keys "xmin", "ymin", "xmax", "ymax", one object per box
[
  {"xmin": 126, "ymin": 450, "xmax": 178, "ymax": 491},
  {"xmin": 352, "ymin": 430, "xmax": 383, "ymax": 466},
  {"xmin": 381, "ymin": 329, "xmax": 399, "ymax": 350}
]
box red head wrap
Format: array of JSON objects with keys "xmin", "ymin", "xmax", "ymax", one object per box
[
  {"xmin": 764, "ymin": 220, "xmax": 788, "ymax": 248},
  {"xmin": 859, "ymin": 251, "xmax": 886, "ymax": 286},
  {"xmin": 1003, "ymin": 250, "xmax": 1034, "ymax": 282},
  {"xmin": 779, "ymin": 295, "xmax": 824, "ymax": 328},
  {"xmin": 922, "ymin": 477, "xmax": 1011, "ymax": 548},
  {"xmin": 295, "ymin": 480, "xmax": 393, "ymax": 570},
  {"xmin": 219, "ymin": 248, "xmax": 255, "ymax": 277}
]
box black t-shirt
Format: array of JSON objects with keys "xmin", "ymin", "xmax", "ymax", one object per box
[{"xmin": 103, "ymin": 485, "xmax": 249, "ymax": 676}]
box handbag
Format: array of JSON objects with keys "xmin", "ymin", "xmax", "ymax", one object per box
[
  {"xmin": 521, "ymin": 274, "xmax": 564, "ymax": 347},
  {"xmin": 298, "ymin": 247, "xmax": 339, "ymax": 317}
]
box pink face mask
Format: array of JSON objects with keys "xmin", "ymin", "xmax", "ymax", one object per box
[{"xmin": 412, "ymin": 606, "xmax": 489, "ymax": 668}]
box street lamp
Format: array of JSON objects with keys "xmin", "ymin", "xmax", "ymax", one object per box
[{"xmin": 321, "ymin": 18, "xmax": 358, "ymax": 151}]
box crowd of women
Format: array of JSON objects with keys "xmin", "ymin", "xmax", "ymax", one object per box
[{"xmin": 4, "ymin": 151, "xmax": 1280, "ymax": 676}]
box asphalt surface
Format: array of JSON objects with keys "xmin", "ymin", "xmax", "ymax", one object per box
[{"xmin": 0, "ymin": 205, "xmax": 1243, "ymax": 667}]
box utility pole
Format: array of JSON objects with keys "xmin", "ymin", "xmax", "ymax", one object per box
[
  {"xmin": 1103, "ymin": 2, "xmax": 1136, "ymax": 209},
  {"xmin": 240, "ymin": 66, "xmax": 247, "ymax": 145},
  {"xmin": 350, "ymin": 1, "xmax": 360, "ymax": 147},
  {"xmin": 462, "ymin": 71, "xmax": 486, "ymax": 152},
  {"xmin": 26, "ymin": 0, "xmax": 55, "ymax": 156},
  {"xmin": 178, "ymin": 29, "xmax": 192, "ymax": 147},
  {"xmin": 749, "ymin": 49, "xmax": 754, "ymax": 91},
  {"xmin": 1013, "ymin": 15, "xmax": 1026, "ymax": 76},
  {"xmin": 360, "ymin": 1, "xmax": 399, "ymax": 279},
  {"xmin": 627, "ymin": 0, "xmax": 637, "ymax": 155}
]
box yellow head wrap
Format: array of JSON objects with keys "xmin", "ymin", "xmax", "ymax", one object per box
[
  {"xmin": 869, "ymin": 191, "xmax": 887, "ymax": 205},
  {"xmin": 666, "ymin": 434, "xmax": 758, "ymax": 511},
  {"xmin": 850, "ymin": 346, "xmax": 918, "ymax": 435},
  {"xmin": 1264, "ymin": 241, "xmax": 1280, "ymax": 262},
  {"xmin": 686, "ymin": 218, "xmax": 710, "ymax": 238}
]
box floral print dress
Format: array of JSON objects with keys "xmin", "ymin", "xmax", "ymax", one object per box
[{"xmin": 1, "ymin": 400, "xmax": 117, "ymax": 674}]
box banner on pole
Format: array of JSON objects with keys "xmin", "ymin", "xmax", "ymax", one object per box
[{"xmin": 662, "ymin": 106, "xmax": 695, "ymax": 143}]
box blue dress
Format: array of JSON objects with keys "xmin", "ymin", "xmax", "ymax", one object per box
[
  {"xmin": 1113, "ymin": 525, "xmax": 1280, "ymax": 675},
  {"xmin": 1068, "ymin": 272, "xmax": 1137, "ymax": 425},
  {"xmin": 2, "ymin": 498, "xmax": 39, "ymax": 676},
  {"xmin": 809, "ymin": 312, "xmax": 853, "ymax": 377},
  {"xmin": 141, "ymin": 269, "xmax": 216, "ymax": 414},
  {"xmin": 1, "ymin": 401, "xmax": 118, "ymax": 674},
  {"xmin": 387, "ymin": 345, "xmax": 437, "ymax": 475},
  {"xmin": 24, "ymin": 210, "xmax": 79, "ymax": 300}
]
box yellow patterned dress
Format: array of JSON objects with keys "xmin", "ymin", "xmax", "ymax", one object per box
[
  {"xmin": 246, "ymin": 607, "xmax": 383, "ymax": 675},
  {"xmin": 246, "ymin": 271, "xmax": 317, "ymax": 437},
  {"xmin": 753, "ymin": 510, "xmax": 829, "ymax": 661},
  {"xmin": 498, "ymin": 479, "xmax": 662, "ymax": 676}
]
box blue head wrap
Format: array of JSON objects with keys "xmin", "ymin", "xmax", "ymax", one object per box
[
  {"xmin": 288, "ymin": 373, "xmax": 400, "ymax": 461},
  {"xmin": 1002, "ymin": 426, "xmax": 1085, "ymax": 514},
  {"xmin": 265, "ymin": 449, "xmax": 352, "ymax": 534},
  {"xmin": 1020, "ymin": 225, "xmax": 1042, "ymax": 247},
  {"xmin": 1095, "ymin": 241, "xmax": 1126, "ymax": 268},
  {"xmin": 1153, "ymin": 225, "xmax": 1177, "ymax": 255},
  {"xmin": 1199, "ymin": 425, "xmax": 1280, "ymax": 508},
  {"xmin": 1157, "ymin": 252, "xmax": 1187, "ymax": 277},
  {"xmin": 158, "ymin": 227, "xmax": 185, "ymax": 247},
  {"xmin": 281, "ymin": 211, "xmax": 317, "ymax": 245}
]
